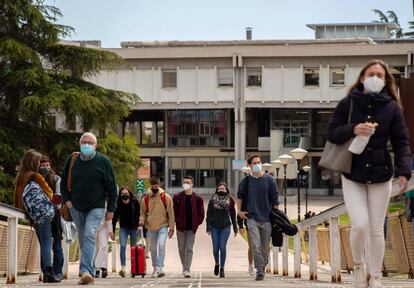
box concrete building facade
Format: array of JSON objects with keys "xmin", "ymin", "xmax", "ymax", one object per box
[{"xmin": 57, "ymin": 23, "xmax": 414, "ymax": 195}]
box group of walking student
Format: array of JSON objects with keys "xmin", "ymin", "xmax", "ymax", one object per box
[
  {"xmin": 11, "ymin": 60, "xmax": 413, "ymax": 288},
  {"xmin": 12, "ymin": 132, "xmax": 278, "ymax": 284}
]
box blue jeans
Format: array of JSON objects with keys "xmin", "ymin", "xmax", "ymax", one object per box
[
  {"xmin": 35, "ymin": 222, "xmax": 53, "ymax": 272},
  {"xmin": 120, "ymin": 228, "xmax": 138, "ymax": 266},
  {"xmin": 52, "ymin": 232, "xmax": 64, "ymax": 277},
  {"xmin": 147, "ymin": 227, "xmax": 168, "ymax": 268},
  {"xmin": 211, "ymin": 226, "xmax": 231, "ymax": 268},
  {"xmin": 70, "ymin": 207, "xmax": 105, "ymax": 276}
]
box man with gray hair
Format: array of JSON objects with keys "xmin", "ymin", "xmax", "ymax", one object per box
[{"xmin": 61, "ymin": 132, "xmax": 117, "ymax": 285}]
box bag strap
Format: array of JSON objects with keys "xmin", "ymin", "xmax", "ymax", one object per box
[
  {"xmin": 66, "ymin": 152, "xmax": 80, "ymax": 192},
  {"xmin": 145, "ymin": 192, "xmax": 167, "ymax": 212},
  {"xmin": 347, "ymin": 97, "xmax": 353, "ymax": 124}
]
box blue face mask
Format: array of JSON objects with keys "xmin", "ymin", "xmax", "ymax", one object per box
[
  {"xmin": 80, "ymin": 144, "xmax": 95, "ymax": 156},
  {"xmin": 252, "ymin": 164, "xmax": 262, "ymax": 173}
]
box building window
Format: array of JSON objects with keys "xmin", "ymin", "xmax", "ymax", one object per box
[
  {"xmin": 139, "ymin": 121, "xmax": 164, "ymax": 145},
  {"xmin": 272, "ymin": 109, "xmax": 309, "ymax": 147},
  {"xmin": 217, "ymin": 68, "xmax": 233, "ymax": 87},
  {"xmin": 162, "ymin": 69, "xmax": 177, "ymax": 88},
  {"xmin": 314, "ymin": 110, "xmax": 333, "ymax": 147},
  {"xmin": 168, "ymin": 110, "xmax": 227, "ymax": 147},
  {"xmin": 330, "ymin": 67, "xmax": 345, "ymax": 86},
  {"xmin": 247, "ymin": 68, "xmax": 262, "ymax": 87},
  {"xmin": 304, "ymin": 68, "xmax": 319, "ymax": 86},
  {"xmin": 199, "ymin": 122, "xmax": 210, "ymax": 136},
  {"xmin": 168, "ymin": 157, "xmax": 228, "ymax": 188}
]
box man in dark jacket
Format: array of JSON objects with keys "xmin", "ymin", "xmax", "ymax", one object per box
[
  {"xmin": 173, "ymin": 176, "xmax": 205, "ymax": 278},
  {"xmin": 237, "ymin": 155, "xmax": 279, "ymax": 281}
]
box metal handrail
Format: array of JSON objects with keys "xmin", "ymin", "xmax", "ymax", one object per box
[{"xmin": 289, "ymin": 172, "xmax": 414, "ymax": 283}]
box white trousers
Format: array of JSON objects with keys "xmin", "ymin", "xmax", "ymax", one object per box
[
  {"xmin": 94, "ymin": 224, "xmax": 109, "ymax": 269},
  {"xmin": 341, "ymin": 175, "xmax": 392, "ymax": 277}
]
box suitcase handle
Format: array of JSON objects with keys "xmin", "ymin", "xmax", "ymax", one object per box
[{"xmin": 137, "ymin": 226, "xmax": 146, "ymax": 246}]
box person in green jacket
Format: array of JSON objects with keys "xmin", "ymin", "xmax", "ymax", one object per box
[{"xmin": 61, "ymin": 132, "xmax": 117, "ymax": 285}]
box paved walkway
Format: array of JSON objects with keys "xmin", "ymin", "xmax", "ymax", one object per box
[{"xmin": 4, "ymin": 197, "xmax": 414, "ymax": 287}]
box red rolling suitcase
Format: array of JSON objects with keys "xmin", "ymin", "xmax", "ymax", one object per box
[{"xmin": 131, "ymin": 228, "xmax": 146, "ymax": 278}]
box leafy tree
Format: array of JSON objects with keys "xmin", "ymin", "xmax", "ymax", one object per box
[
  {"xmin": 0, "ymin": 0, "xmax": 141, "ymax": 203},
  {"xmin": 98, "ymin": 132, "xmax": 141, "ymax": 190},
  {"xmin": 405, "ymin": 21, "xmax": 414, "ymax": 38},
  {"xmin": 372, "ymin": 9, "xmax": 403, "ymax": 38}
]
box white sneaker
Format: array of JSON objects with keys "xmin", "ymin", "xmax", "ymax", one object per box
[
  {"xmin": 369, "ymin": 275, "xmax": 384, "ymax": 288},
  {"xmin": 151, "ymin": 267, "xmax": 159, "ymax": 278},
  {"xmin": 184, "ymin": 270, "xmax": 191, "ymax": 278},
  {"xmin": 353, "ymin": 264, "xmax": 367, "ymax": 288},
  {"xmin": 158, "ymin": 267, "xmax": 165, "ymax": 278},
  {"xmin": 248, "ymin": 264, "xmax": 254, "ymax": 276}
]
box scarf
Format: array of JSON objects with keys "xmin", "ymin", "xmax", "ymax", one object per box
[
  {"xmin": 212, "ymin": 193, "xmax": 230, "ymax": 210},
  {"xmin": 14, "ymin": 172, "xmax": 53, "ymax": 210}
]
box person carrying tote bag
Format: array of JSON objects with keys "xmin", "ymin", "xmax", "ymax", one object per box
[{"xmin": 327, "ymin": 59, "xmax": 412, "ymax": 288}]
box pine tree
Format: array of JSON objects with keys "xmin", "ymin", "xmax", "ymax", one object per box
[
  {"xmin": 0, "ymin": 0, "xmax": 141, "ymax": 202},
  {"xmin": 0, "ymin": 0, "xmax": 138, "ymax": 129}
]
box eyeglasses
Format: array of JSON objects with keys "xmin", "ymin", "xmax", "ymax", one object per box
[{"xmin": 80, "ymin": 140, "xmax": 96, "ymax": 145}]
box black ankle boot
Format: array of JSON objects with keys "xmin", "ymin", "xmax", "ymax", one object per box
[
  {"xmin": 214, "ymin": 264, "xmax": 219, "ymax": 276},
  {"xmin": 44, "ymin": 266, "xmax": 60, "ymax": 283},
  {"xmin": 95, "ymin": 270, "xmax": 100, "ymax": 278},
  {"xmin": 219, "ymin": 268, "xmax": 225, "ymax": 278},
  {"xmin": 101, "ymin": 268, "xmax": 108, "ymax": 278}
]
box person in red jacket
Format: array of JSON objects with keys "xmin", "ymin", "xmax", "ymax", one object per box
[{"xmin": 173, "ymin": 176, "xmax": 205, "ymax": 278}]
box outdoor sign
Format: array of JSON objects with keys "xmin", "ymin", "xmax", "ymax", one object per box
[
  {"xmin": 232, "ymin": 159, "xmax": 247, "ymax": 171},
  {"xmin": 136, "ymin": 179, "xmax": 145, "ymax": 196}
]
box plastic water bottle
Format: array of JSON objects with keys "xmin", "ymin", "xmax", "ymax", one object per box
[{"xmin": 348, "ymin": 135, "xmax": 370, "ymax": 155}]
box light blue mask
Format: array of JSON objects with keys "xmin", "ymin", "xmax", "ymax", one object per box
[
  {"xmin": 252, "ymin": 164, "xmax": 262, "ymax": 173},
  {"xmin": 80, "ymin": 144, "xmax": 95, "ymax": 156}
]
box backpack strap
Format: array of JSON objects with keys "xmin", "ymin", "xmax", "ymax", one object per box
[
  {"xmin": 66, "ymin": 152, "xmax": 80, "ymax": 192},
  {"xmin": 145, "ymin": 192, "xmax": 167, "ymax": 212},
  {"xmin": 160, "ymin": 192, "xmax": 167, "ymax": 209}
]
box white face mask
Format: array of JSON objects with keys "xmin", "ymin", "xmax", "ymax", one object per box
[
  {"xmin": 363, "ymin": 76, "xmax": 385, "ymax": 93},
  {"xmin": 183, "ymin": 183, "xmax": 192, "ymax": 191}
]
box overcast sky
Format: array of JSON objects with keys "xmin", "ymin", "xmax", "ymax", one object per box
[{"xmin": 47, "ymin": 0, "xmax": 414, "ymax": 47}]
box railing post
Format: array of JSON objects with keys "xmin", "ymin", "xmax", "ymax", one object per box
[
  {"xmin": 309, "ymin": 225, "xmax": 318, "ymax": 281},
  {"xmin": 272, "ymin": 246, "xmax": 279, "ymax": 274},
  {"xmin": 111, "ymin": 241, "xmax": 117, "ymax": 273},
  {"xmin": 267, "ymin": 245, "xmax": 272, "ymax": 273},
  {"xmin": 282, "ymin": 234, "xmax": 288, "ymax": 276},
  {"xmin": 6, "ymin": 217, "xmax": 18, "ymax": 284},
  {"xmin": 330, "ymin": 216, "xmax": 341, "ymax": 283},
  {"xmin": 62, "ymin": 238, "xmax": 70, "ymax": 279},
  {"xmin": 294, "ymin": 232, "xmax": 301, "ymax": 278}
]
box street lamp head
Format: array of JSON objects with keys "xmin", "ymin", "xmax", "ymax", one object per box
[
  {"xmin": 262, "ymin": 163, "xmax": 273, "ymax": 170},
  {"xmin": 290, "ymin": 148, "xmax": 308, "ymax": 160},
  {"xmin": 271, "ymin": 159, "xmax": 282, "ymax": 169},
  {"xmin": 278, "ymin": 154, "xmax": 293, "ymax": 165},
  {"xmin": 302, "ymin": 165, "xmax": 311, "ymax": 172},
  {"xmin": 240, "ymin": 166, "xmax": 251, "ymax": 174}
]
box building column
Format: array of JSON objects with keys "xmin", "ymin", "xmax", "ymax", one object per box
[{"xmin": 234, "ymin": 60, "xmax": 246, "ymax": 189}]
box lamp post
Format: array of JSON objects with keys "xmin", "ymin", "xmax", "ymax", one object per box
[
  {"xmin": 290, "ymin": 148, "xmax": 308, "ymax": 222},
  {"xmin": 278, "ymin": 154, "xmax": 293, "ymax": 214},
  {"xmin": 271, "ymin": 159, "xmax": 282, "ymax": 179},
  {"xmin": 302, "ymin": 165, "xmax": 311, "ymax": 214},
  {"xmin": 262, "ymin": 163, "xmax": 273, "ymax": 174}
]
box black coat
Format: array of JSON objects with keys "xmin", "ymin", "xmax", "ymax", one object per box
[{"xmin": 327, "ymin": 88, "xmax": 412, "ymax": 184}]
